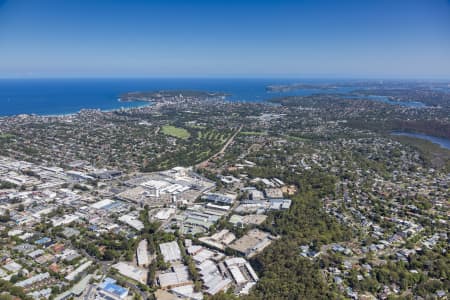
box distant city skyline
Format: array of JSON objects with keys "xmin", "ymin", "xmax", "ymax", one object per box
[{"xmin": 0, "ymin": 0, "xmax": 449, "ymax": 79}]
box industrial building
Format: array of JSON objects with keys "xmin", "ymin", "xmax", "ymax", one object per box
[
  {"xmin": 119, "ymin": 167, "xmax": 215, "ymax": 207},
  {"xmin": 154, "ymin": 207, "xmax": 176, "ymax": 220},
  {"xmin": 98, "ymin": 277, "xmax": 129, "ymax": 300},
  {"xmin": 136, "ymin": 239, "xmax": 149, "ymax": 267},
  {"xmin": 90, "ymin": 199, "xmax": 115, "ymax": 210},
  {"xmin": 198, "ymin": 229, "xmax": 236, "ymax": 250},
  {"xmin": 174, "ymin": 204, "xmax": 229, "ymax": 235},
  {"xmin": 170, "ymin": 285, "xmax": 203, "ymax": 300},
  {"xmin": 229, "ymin": 214, "xmax": 267, "ymax": 227},
  {"xmin": 268, "ymin": 198, "xmax": 292, "ymax": 210},
  {"xmin": 198, "ymin": 259, "xmax": 232, "ymax": 295},
  {"xmin": 118, "ymin": 213, "xmax": 144, "ymax": 231},
  {"xmin": 158, "ymin": 266, "xmax": 191, "ymax": 289},
  {"xmin": 159, "ymin": 241, "xmax": 182, "ymax": 263},
  {"xmin": 112, "ymin": 262, "xmax": 147, "ymax": 284},
  {"xmin": 229, "ymin": 229, "xmax": 276, "ymax": 258},
  {"xmin": 202, "ymin": 193, "xmax": 235, "ymax": 206}
]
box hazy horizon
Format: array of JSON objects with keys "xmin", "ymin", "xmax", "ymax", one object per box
[
  {"xmin": 1, "ymin": 0, "xmax": 449, "ymax": 79},
  {"xmin": 0, "ymin": 76, "xmax": 449, "ymax": 81}
]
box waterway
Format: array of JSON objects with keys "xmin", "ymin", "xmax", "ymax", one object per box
[{"xmin": 391, "ymin": 131, "xmax": 450, "ymax": 150}]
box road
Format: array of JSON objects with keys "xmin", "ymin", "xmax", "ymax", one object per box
[{"xmin": 195, "ymin": 124, "xmax": 242, "ymax": 168}]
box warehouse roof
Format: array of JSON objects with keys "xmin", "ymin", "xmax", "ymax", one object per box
[{"xmin": 159, "ymin": 241, "xmax": 182, "ymax": 262}]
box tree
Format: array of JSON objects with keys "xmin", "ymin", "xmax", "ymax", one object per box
[{"xmin": 0, "ymin": 210, "xmax": 10, "ymax": 223}]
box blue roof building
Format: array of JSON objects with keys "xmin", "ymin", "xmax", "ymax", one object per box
[
  {"xmin": 98, "ymin": 278, "xmax": 129, "ymax": 300},
  {"xmin": 202, "ymin": 193, "xmax": 234, "ymax": 205},
  {"xmin": 35, "ymin": 237, "xmax": 52, "ymax": 247}
]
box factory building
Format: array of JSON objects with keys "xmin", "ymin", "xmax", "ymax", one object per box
[{"xmin": 136, "ymin": 239, "xmax": 149, "ymax": 267}]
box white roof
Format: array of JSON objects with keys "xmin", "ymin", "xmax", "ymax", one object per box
[
  {"xmin": 16, "ymin": 272, "xmax": 50, "ymax": 287},
  {"xmin": 65, "ymin": 261, "xmax": 92, "ymax": 281},
  {"xmin": 229, "ymin": 265, "xmax": 246, "ymax": 284},
  {"xmin": 155, "ymin": 208, "xmax": 176, "ymax": 220},
  {"xmin": 141, "ymin": 179, "xmax": 170, "ymax": 190},
  {"xmin": 136, "ymin": 240, "xmax": 149, "ymax": 266},
  {"xmin": 187, "ymin": 245, "xmax": 203, "ymax": 255},
  {"xmin": 170, "ymin": 285, "xmax": 203, "ymax": 300},
  {"xmin": 158, "ymin": 266, "xmax": 190, "ymax": 288},
  {"xmin": 193, "ymin": 249, "xmax": 215, "ymax": 263},
  {"xmin": 245, "ymin": 263, "xmax": 259, "ymax": 281},
  {"xmin": 3, "ymin": 261, "xmax": 22, "ymax": 272},
  {"xmin": 91, "ymin": 199, "xmax": 114, "ymax": 209},
  {"xmin": 198, "ymin": 260, "xmax": 217, "ymax": 275},
  {"xmin": 118, "ymin": 214, "xmax": 144, "ymax": 231},
  {"xmin": 239, "ymin": 281, "xmax": 257, "ymax": 295},
  {"xmin": 159, "ymin": 241, "xmax": 182, "ymax": 262},
  {"xmin": 8, "ymin": 229, "xmax": 24, "ymax": 236},
  {"xmin": 51, "ymin": 214, "xmax": 79, "ymax": 226},
  {"xmin": 112, "ymin": 262, "xmax": 147, "ymax": 284},
  {"xmin": 224, "ymin": 257, "xmax": 246, "ymax": 266},
  {"xmin": 206, "ymin": 277, "xmax": 232, "ymax": 295}
]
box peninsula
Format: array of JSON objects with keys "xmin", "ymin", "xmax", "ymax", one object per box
[{"xmin": 118, "ymin": 90, "xmax": 228, "ymax": 103}]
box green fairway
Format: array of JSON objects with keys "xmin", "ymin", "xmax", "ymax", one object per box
[
  {"xmin": 0, "ymin": 134, "xmax": 15, "ymax": 139},
  {"xmin": 240, "ymin": 131, "xmax": 268, "ymax": 136},
  {"xmin": 161, "ymin": 125, "xmax": 191, "ymax": 139}
]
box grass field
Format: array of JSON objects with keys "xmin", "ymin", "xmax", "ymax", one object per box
[
  {"xmin": 240, "ymin": 131, "xmax": 268, "ymax": 136},
  {"xmin": 161, "ymin": 125, "xmax": 191, "ymax": 139},
  {"xmin": 0, "ymin": 134, "xmax": 15, "ymax": 140}
]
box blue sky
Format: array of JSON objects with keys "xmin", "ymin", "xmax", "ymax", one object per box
[{"xmin": 0, "ymin": 0, "xmax": 449, "ymax": 78}]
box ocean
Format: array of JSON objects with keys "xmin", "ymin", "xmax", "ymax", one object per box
[{"xmin": 0, "ymin": 78, "xmax": 422, "ymax": 116}]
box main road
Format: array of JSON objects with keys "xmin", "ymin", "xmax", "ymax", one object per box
[{"xmin": 195, "ymin": 124, "xmax": 242, "ymax": 168}]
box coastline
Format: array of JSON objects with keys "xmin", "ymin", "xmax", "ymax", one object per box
[
  {"xmin": 0, "ymin": 78, "xmax": 447, "ymax": 116},
  {"xmin": 0, "ymin": 100, "xmax": 152, "ymax": 118}
]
